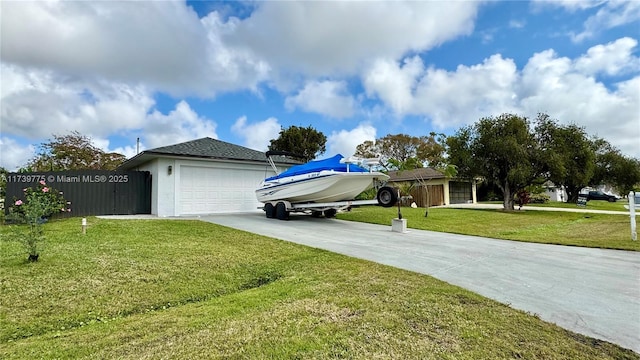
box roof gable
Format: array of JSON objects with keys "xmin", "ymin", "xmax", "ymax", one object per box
[
  {"xmin": 119, "ymin": 137, "xmax": 299, "ymax": 170},
  {"xmin": 149, "ymin": 137, "xmax": 267, "ymax": 161}
]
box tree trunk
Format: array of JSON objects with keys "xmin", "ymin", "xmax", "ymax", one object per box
[
  {"xmin": 565, "ymin": 186, "xmax": 581, "ymax": 203},
  {"xmin": 502, "ymin": 182, "xmax": 515, "ymax": 211},
  {"xmin": 424, "ymin": 185, "xmax": 429, "ymax": 217}
]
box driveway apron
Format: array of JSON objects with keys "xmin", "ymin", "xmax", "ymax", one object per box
[{"xmin": 201, "ymin": 212, "xmax": 640, "ymax": 353}]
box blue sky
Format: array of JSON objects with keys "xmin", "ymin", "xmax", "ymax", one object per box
[{"xmin": 1, "ymin": 0, "xmax": 639, "ymax": 171}]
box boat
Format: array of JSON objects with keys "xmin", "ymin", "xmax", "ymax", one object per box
[{"xmin": 256, "ymin": 153, "xmax": 390, "ymax": 204}]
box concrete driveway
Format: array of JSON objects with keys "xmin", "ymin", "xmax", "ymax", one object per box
[{"xmin": 201, "ymin": 212, "xmax": 640, "ymax": 353}]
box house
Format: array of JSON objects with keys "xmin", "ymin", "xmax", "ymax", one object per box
[
  {"xmin": 543, "ymin": 181, "xmax": 567, "ymax": 202},
  {"xmin": 118, "ymin": 137, "xmax": 298, "ymax": 216},
  {"xmin": 386, "ymin": 167, "xmax": 477, "ymax": 206}
]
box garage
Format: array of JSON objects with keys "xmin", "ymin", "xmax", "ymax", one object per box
[
  {"xmin": 179, "ymin": 165, "xmax": 268, "ymax": 214},
  {"xmin": 118, "ymin": 137, "xmax": 298, "ymax": 217}
]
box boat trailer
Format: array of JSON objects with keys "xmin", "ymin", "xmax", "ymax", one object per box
[{"xmin": 260, "ymin": 186, "xmax": 398, "ymax": 220}]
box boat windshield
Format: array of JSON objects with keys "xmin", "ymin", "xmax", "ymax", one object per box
[{"xmin": 265, "ymin": 154, "xmax": 369, "ymax": 181}]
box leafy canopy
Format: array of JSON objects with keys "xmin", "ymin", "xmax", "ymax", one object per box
[
  {"xmin": 447, "ymin": 113, "xmax": 541, "ymax": 211},
  {"xmin": 268, "ymin": 125, "xmax": 327, "ymax": 162},
  {"xmin": 26, "ymin": 131, "xmax": 126, "ymax": 171},
  {"xmin": 534, "ymin": 114, "xmax": 595, "ymax": 203},
  {"xmin": 355, "ymin": 133, "xmax": 446, "ymax": 170},
  {"xmin": 592, "ymin": 138, "xmax": 640, "ymax": 196}
]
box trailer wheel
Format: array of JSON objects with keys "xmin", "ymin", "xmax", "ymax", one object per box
[
  {"xmin": 324, "ymin": 209, "xmax": 337, "ymax": 218},
  {"xmin": 264, "ymin": 203, "xmax": 275, "ymax": 218},
  {"xmin": 377, "ymin": 186, "xmax": 398, "ymax": 208},
  {"xmin": 311, "ymin": 211, "xmax": 323, "ymax": 218},
  {"xmin": 275, "ymin": 202, "xmax": 289, "ymax": 220}
]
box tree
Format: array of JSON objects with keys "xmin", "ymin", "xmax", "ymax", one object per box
[
  {"xmin": 26, "ymin": 132, "xmax": 126, "ymax": 171},
  {"xmin": 268, "ymin": 125, "xmax": 327, "ymax": 162},
  {"xmin": 535, "ymin": 114, "xmax": 595, "ymax": 203},
  {"xmin": 0, "ymin": 166, "xmax": 7, "ymax": 198},
  {"xmin": 447, "ymin": 113, "xmax": 541, "ymax": 211},
  {"xmin": 592, "ymin": 139, "xmax": 640, "ymax": 196},
  {"xmin": 354, "ymin": 133, "xmax": 446, "ymax": 170}
]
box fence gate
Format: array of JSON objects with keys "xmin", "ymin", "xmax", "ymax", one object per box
[
  {"xmin": 4, "ymin": 171, "xmax": 151, "ymax": 217},
  {"xmin": 410, "ymin": 185, "xmax": 444, "ymax": 207}
]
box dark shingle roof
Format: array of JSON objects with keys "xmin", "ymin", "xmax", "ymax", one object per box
[
  {"xmin": 119, "ymin": 137, "xmax": 299, "ymax": 170},
  {"xmin": 150, "ymin": 137, "xmax": 268, "ymax": 161},
  {"xmin": 387, "ymin": 167, "xmax": 445, "ymax": 182}
]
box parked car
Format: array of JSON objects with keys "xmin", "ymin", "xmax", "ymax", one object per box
[{"xmin": 587, "ymin": 190, "xmax": 617, "ymax": 202}]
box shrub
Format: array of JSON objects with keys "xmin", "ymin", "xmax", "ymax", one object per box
[
  {"xmin": 514, "ymin": 190, "xmax": 531, "ymax": 210},
  {"xmin": 4, "ymin": 181, "xmax": 69, "ymax": 262},
  {"xmin": 529, "ymin": 193, "xmax": 550, "ymax": 204},
  {"xmin": 355, "ymin": 187, "xmax": 377, "ymax": 200}
]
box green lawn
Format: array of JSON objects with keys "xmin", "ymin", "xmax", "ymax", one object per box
[
  {"xmin": 337, "ymin": 206, "xmax": 640, "ymax": 251},
  {"xmin": 526, "ymin": 199, "xmax": 631, "ymax": 212},
  {"xmin": 480, "ymin": 199, "xmax": 631, "ymax": 212},
  {"xmin": 1, "ymin": 218, "xmax": 637, "ymax": 359}
]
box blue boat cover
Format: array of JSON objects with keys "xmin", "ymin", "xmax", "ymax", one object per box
[{"xmin": 265, "ymin": 154, "xmax": 369, "ymax": 181}]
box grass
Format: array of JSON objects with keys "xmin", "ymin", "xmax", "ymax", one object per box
[
  {"xmin": 1, "ymin": 218, "xmax": 638, "ymax": 359},
  {"xmin": 337, "ymin": 206, "xmax": 640, "ymax": 251},
  {"xmin": 481, "ymin": 199, "xmax": 630, "ymax": 212},
  {"xmin": 525, "ymin": 200, "xmax": 630, "ymax": 212}
]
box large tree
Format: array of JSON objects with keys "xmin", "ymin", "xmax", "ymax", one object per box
[
  {"xmin": 535, "ymin": 114, "xmax": 595, "ymax": 203},
  {"xmin": 447, "ymin": 113, "xmax": 541, "ymax": 211},
  {"xmin": 592, "ymin": 139, "xmax": 640, "ymax": 196},
  {"xmin": 26, "ymin": 132, "xmax": 126, "ymax": 171},
  {"xmin": 354, "ymin": 133, "xmax": 446, "ymax": 170},
  {"xmin": 268, "ymin": 125, "xmax": 327, "ymax": 162}
]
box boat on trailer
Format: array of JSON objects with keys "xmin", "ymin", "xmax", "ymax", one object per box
[{"xmin": 256, "ymin": 152, "xmax": 397, "ymax": 220}]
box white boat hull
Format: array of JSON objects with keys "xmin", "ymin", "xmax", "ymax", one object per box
[{"xmin": 256, "ymin": 172, "xmax": 388, "ymax": 203}]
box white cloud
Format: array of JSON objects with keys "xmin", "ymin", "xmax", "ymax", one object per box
[
  {"xmin": 509, "ymin": 19, "xmax": 526, "ymax": 29},
  {"xmin": 574, "ymin": 37, "xmax": 640, "ymax": 76},
  {"xmin": 231, "ymin": 116, "xmax": 281, "ymax": 151},
  {"xmin": 144, "ymin": 101, "xmax": 218, "ymax": 149},
  {"xmin": 0, "ymin": 63, "xmax": 221, "ymax": 159},
  {"xmin": 0, "ymin": 1, "xmax": 269, "ymax": 97},
  {"xmin": 285, "ymin": 81, "xmax": 356, "ymax": 118},
  {"xmin": 326, "ymin": 123, "xmax": 377, "ymax": 158},
  {"xmin": 0, "ymin": 137, "xmax": 36, "ymax": 172},
  {"xmin": 363, "ymin": 57, "xmax": 424, "ymax": 116},
  {"xmin": 531, "ymin": 0, "xmax": 606, "ymax": 12},
  {"xmin": 111, "ymin": 145, "xmax": 141, "ymax": 160},
  {"xmin": 230, "ymin": 1, "xmax": 480, "ymax": 76},
  {"xmin": 532, "ymin": 0, "xmax": 640, "ymax": 43},
  {"xmin": 0, "ymin": 63, "xmax": 154, "ymax": 139},
  {"xmin": 519, "ymin": 48, "xmax": 640, "ymax": 157},
  {"xmin": 573, "ymin": 1, "xmax": 640, "ymax": 42},
  {"xmin": 414, "ymin": 54, "xmax": 519, "ymax": 128},
  {"xmin": 361, "ymin": 38, "xmax": 639, "ymax": 157}
]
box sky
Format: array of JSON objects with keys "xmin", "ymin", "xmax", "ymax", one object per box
[{"xmin": 1, "ymin": 0, "xmax": 639, "ymax": 171}]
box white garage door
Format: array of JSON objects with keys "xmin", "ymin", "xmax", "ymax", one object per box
[{"xmin": 179, "ymin": 165, "xmax": 266, "ymax": 214}]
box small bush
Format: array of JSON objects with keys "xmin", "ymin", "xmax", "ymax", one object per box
[
  {"xmin": 529, "ymin": 193, "xmax": 550, "ymax": 204},
  {"xmin": 4, "ymin": 181, "xmax": 69, "ymax": 261},
  {"xmin": 514, "ymin": 190, "xmax": 531, "ymax": 209}
]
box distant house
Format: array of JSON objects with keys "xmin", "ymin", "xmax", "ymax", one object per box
[
  {"xmin": 118, "ymin": 137, "xmax": 298, "ymax": 216},
  {"xmin": 386, "ymin": 168, "xmax": 477, "ymax": 206},
  {"xmin": 543, "ymin": 181, "xmax": 567, "ymax": 202}
]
